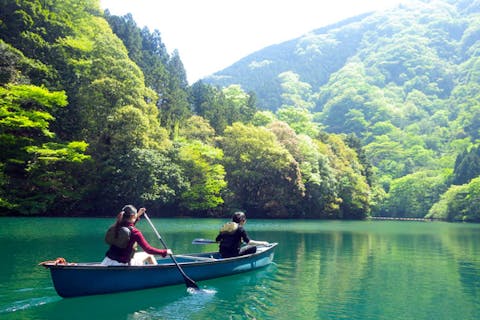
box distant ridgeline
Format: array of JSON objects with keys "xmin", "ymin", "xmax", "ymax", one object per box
[
  {"xmin": 205, "ymin": 0, "xmax": 480, "ymax": 221},
  {"xmin": 0, "ymin": 0, "xmax": 479, "ymax": 221}
]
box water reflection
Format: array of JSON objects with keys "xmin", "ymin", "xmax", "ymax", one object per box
[
  {"xmin": 1, "ymin": 218, "xmax": 479, "ymax": 320},
  {"xmin": 261, "ymin": 222, "xmax": 480, "ymax": 320}
]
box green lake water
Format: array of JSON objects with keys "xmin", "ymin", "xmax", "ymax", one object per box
[{"xmin": 0, "ymin": 217, "xmax": 479, "ymax": 319}]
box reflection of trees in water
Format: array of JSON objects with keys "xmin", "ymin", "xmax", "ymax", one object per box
[
  {"xmin": 438, "ymin": 226, "xmax": 480, "ymax": 298},
  {"xmin": 273, "ymin": 223, "xmax": 480, "ymax": 319}
]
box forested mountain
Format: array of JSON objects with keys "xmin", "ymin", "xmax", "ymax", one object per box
[
  {"xmin": 0, "ymin": 0, "xmax": 372, "ymax": 219},
  {"xmin": 205, "ymin": 0, "xmax": 480, "ymax": 221},
  {"xmin": 1, "ymin": 0, "xmax": 478, "ymax": 221}
]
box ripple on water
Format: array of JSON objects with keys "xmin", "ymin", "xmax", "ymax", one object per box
[
  {"xmin": 0, "ymin": 296, "xmax": 61, "ymax": 314},
  {"xmin": 128, "ymin": 286, "xmax": 217, "ymax": 320}
]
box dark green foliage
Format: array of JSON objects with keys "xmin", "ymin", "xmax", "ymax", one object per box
[
  {"xmin": 190, "ymin": 81, "xmax": 258, "ymax": 134},
  {"xmin": 92, "ymin": 148, "xmax": 188, "ymax": 215},
  {"xmin": 453, "ymin": 145, "xmax": 480, "ymax": 185},
  {"xmin": 3, "ymin": 0, "xmax": 478, "ymax": 219},
  {"xmin": 105, "ymin": 12, "xmax": 191, "ymax": 138}
]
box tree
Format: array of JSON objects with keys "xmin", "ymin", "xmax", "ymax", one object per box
[
  {"xmin": 383, "ymin": 170, "xmax": 451, "ymax": 218},
  {"xmin": 93, "ymin": 148, "xmax": 188, "ymax": 215},
  {"xmin": 278, "ymin": 71, "xmax": 315, "ymax": 110},
  {"xmin": 453, "ymin": 145, "xmax": 480, "ymax": 185},
  {"xmin": 178, "ymin": 115, "xmax": 215, "ymax": 144},
  {"xmin": 220, "ymin": 123, "xmax": 305, "ymax": 217},
  {"xmin": 177, "ymin": 141, "xmax": 227, "ymax": 213},
  {"xmin": 428, "ymin": 176, "xmax": 480, "ymax": 222},
  {"xmin": 267, "ymin": 121, "xmax": 341, "ymax": 218},
  {"xmin": 252, "ymin": 110, "xmax": 276, "ymax": 127},
  {"xmin": 320, "ymin": 134, "xmax": 371, "ymax": 218},
  {"xmin": 0, "ymin": 84, "xmax": 89, "ymax": 214},
  {"xmin": 222, "ymin": 85, "xmax": 257, "ymax": 124},
  {"xmin": 277, "ymin": 106, "xmax": 319, "ymax": 137},
  {"xmin": 159, "ymin": 49, "xmax": 191, "ymax": 138}
]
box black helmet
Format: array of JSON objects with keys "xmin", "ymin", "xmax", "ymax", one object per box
[
  {"xmin": 232, "ymin": 211, "xmax": 246, "ymax": 223},
  {"xmin": 122, "ymin": 205, "xmax": 137, "ymax": 219}
]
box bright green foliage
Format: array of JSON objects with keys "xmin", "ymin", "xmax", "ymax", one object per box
[
  {"xmin": 177, "ymin": 141, "xmax": 227, "ymax": 212},
  {"xmin": 319, "ymin": 134, "xmax": 371, "ymax": 218},
  {"xmin": 5, "ymin": 0, "xmax": 472, "ymax": 219},
  {"xmin": 26, "ymin": 141, "xmax": 89, "ymax": 163},
  {"xmin": 428, "ymin": 176, "xmax": 480, "ymax": 222},
  {"xmin": 279, "ymin": 71, "xmax": 316, "ymax": 110},
  {"xmin": 220, "ymin": 122, "xmax": 305, "ymax": 217},
  {"xmin": 178, "ymin": 115, "xmax": 215, "ymax": 144},
  {"xmin": 268, "ymin": 121, "xmax": 333, "ymax": 217},
  {"xmin": 0, "ymin": 84, "xmax": 64, "ymax": 137},
  {"xmin": 258, "ymin": 120, "xmax": 373, "ymax": 218},
  {"xmin": 277, "ymin": 106, "xmax": 319, "ymax": 137},
  {"xmin": 383, "ymin": 170, "xmax": 452, "ymax": 218},
  {"xmin": 223, "ymin": 85, "xmax": 257, "ymax": 123},
  {"xmin": 252, "ymin": 110, "xmax": 276, "ymax": 127},
  {"xmin": 206, "ymin": 1, "xmax": 480, "ymax": 218},
  {"xmin": 0, "ymin": 0, "xmax": 172, "ymax": 215},
  {"xmin": 0, "ymin": 84, "xmax": 89, "ymax": 214}
]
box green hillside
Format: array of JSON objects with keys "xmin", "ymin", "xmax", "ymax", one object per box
[
  {"xmin": 1, "ymin": 0, "xmax": 479, "ymax": 221},
  {"xmin": 205, "ymin": 0, "xmax": 480, "ymax": 220},
  {"xmin": 0, "ymin": 0, "xmax": 373, "ymax": 219}
]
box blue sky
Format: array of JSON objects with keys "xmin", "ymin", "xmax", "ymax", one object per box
[{"xmin": 100, "ymin": 0, "xmax": 403, "ymax": 83}]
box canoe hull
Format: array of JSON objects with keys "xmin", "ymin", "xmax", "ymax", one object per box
[{"xmin": 43, "ymin": 243, "xmax": 277, "ymax": 297}]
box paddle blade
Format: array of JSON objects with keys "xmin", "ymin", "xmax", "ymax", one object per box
[
  {"xmin": 185, "ymin": 276, "xmax": 200, "ymax": 290},
  {"xmin": 192, "ymin": 238, "xmax": 216, "ymax": 244}
]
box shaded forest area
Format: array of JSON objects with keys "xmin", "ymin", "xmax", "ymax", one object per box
[{"xmin": 1, "ymin": 0, "xmax": 479, "ymax": 221}]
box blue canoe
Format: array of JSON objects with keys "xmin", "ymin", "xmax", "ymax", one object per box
[{"xmin": 41, "ymin": 243, "xmax": 277, "ymax": 297}]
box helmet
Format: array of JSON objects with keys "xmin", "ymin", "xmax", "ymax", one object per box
[
  {"xmin": 232, "ymin": 211, "xmax": 246, "ymax": 223},
  {"xmin": 122, "ymin": 205, "xmax": 137, "ymax": 219}
]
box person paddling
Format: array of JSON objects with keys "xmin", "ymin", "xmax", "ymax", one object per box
[
  {"xmin": 215, "ymin": 211, "xmax": 269, "ymax": 258},
  {"xmin": 101, "ymin": 205, "xmax": 172, "ymax": 266}
]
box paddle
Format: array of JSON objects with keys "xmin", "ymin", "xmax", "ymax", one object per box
[
  {"xmin": 192, "ymin": 238, "xmax": 217, "ymax": 245},
  {"xmin": 192, "ymin": 238, "xmax": 271, "ymax": 247},
  {"xmin": 143, "ymin": 213, "xmax": 199, "ymax": 290},
  {"xmin": 192, "ymin": 238, "xmax": 272, "ymax": 247}
]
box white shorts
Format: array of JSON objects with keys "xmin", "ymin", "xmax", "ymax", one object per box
[
  {"xmin": 131, "ymin": 252, "xmax": 157, "ymax": 265},
  {"xmin": 101, "ymin": 252, "xmax": 157, "ymax": 266}
]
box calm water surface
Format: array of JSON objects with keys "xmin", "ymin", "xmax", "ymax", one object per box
[{"xmin": 0, "ymin": 217, "xmax": 479, "ymax": 319}]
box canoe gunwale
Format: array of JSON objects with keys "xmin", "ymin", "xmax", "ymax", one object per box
[
  {"xmin": 41, "ymin": 243, "xmax": 278, "ymax": 297},
  {"xmin": 41, "ymin": 243, "xmax": 277, "ymax": 271}
]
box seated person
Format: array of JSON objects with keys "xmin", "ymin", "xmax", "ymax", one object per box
[
  {"xmin": 102, "ymin": 205, "xmax": 172, "ymax": 266},
  {"xmin": 215, "ymin": 211, "xmax": 269, "ymax": 258}
]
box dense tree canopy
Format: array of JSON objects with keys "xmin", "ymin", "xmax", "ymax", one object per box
[
  {"xmin": 1, "ymin": 0, "xmax": 478, "ymax": 221},
  {"xmin": 206, "ymin": 0, "xmax": 480, "ymax": 221},
  {"xmin": 0, "ymin": 0, "xmax": 374, "ymax": 219}
]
